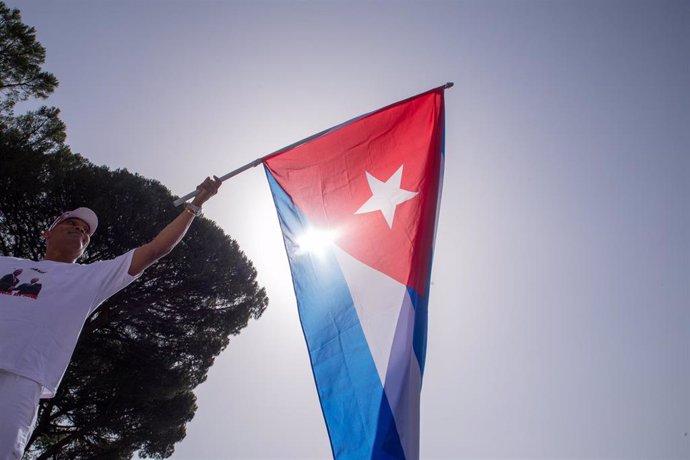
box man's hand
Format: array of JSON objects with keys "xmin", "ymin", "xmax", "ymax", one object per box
[{"xmin": 191, "ymin": 176, "xmax": 222, "ymax": 207}]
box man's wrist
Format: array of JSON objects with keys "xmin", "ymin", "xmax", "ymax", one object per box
[{"xmin": 184, "ymin": 202, "xmax": 202, "ymax": 217}]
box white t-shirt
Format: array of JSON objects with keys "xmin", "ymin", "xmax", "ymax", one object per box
[{"xmin": 0, "ymin": 251, "xmax": 140, "ymax": 398}]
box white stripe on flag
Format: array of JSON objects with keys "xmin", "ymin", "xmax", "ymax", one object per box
[
  {"xmin": 333, "ymin": 246, "xmax": 422, "ymax": 459},
  {"xmin": 333, "ymin": 246, "xmax": 407, "ymax": 387}
]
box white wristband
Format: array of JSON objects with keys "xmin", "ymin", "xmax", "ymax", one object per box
[{"xmin": 185, "ymin": 203, "xmax": 202, "ymax": 217}]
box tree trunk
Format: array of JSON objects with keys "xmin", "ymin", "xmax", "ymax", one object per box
[{"xmin": 26, "ymin": 399, "xmax": 54, "ymax": 451}]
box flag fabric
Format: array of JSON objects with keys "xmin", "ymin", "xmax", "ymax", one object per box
[{"xmin": 264, "ymin": 87, "xmax": 446, "ymax": 460}]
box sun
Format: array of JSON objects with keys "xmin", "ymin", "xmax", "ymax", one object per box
[{"xmin": 295, "ymin": 226, "xmax": 340, "ymax": 259}]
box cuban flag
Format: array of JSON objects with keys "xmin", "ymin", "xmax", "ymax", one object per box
[{"xmin": 264, "ymin": 86, "xmax": 446, "ymax": 460}]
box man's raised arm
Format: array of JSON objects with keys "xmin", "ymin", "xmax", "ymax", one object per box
[{"xmin": 129, "ymin": 176, "xmax": 222, "ymax": 276}]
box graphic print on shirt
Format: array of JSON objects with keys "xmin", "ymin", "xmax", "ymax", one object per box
[{"xmin": 0, "ymin": 268, "xmax": 43, "ymax": 299}]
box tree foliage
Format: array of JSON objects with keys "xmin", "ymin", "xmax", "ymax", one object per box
[
  {"xmin": 0, "ymin": 2, "xmax": 269, "ymax": 457},
  {"xmin": 0, "ymin": 1, "xmax": 65, "ymax": 156},
  {"xmin": 0, "ymin": 2, "xmax": 58, "ymax": 115}
]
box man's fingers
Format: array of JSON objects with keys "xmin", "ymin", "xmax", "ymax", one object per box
[
  {"xmin": 209, "ymin": 176, "xmax": 221, "ymax": 193},
  {"xmin": 196, "ymin": 176, "xmax": 221, "ymax": 197}
]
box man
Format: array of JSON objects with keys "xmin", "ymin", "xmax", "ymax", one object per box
[
  {"xmin": 0, "ymin": 176, "xmax": 221, "ymax": 459},
  {"xmin": 0, "ymin": 269, "xmax": 22, "ymax": 294}
]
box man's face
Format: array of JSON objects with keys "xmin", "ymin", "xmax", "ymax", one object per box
[{"xmin": 45, "ymin": 218, "xmax": 91, "ymax": 255}]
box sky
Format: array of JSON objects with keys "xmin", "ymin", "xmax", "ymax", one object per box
[{"xmin": 6, "ymin": 0, "xmax": 689, "ymax": 459}]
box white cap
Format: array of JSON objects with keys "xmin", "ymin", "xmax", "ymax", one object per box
[{"xmin": 49, "ymin": 207, "xmax": 98, "ymax": 236}]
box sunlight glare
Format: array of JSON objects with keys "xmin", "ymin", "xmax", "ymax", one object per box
[{"xmin": 295, "ymin": 227, "xmax": 340, "ymax": 258}]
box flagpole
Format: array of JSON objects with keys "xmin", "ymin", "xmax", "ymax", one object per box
[{"xmin": 173, "ymin": 82, "xmax": 454, "ymax": 207}]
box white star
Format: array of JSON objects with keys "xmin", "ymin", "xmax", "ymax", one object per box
[{"xmin": 354, "ymin": 165, "xmax": 418, "ymax": 228}]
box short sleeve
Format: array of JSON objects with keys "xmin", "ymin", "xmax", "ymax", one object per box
[{"xmin": 88, "ymin": 250, "xmax": 141, "ymax": 313}]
